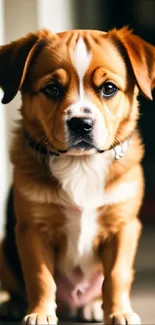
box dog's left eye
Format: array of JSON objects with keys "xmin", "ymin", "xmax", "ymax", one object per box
[
  {"xmin": 42, "ymin": 83, "xmax": 62, "ymax": 99},
  {"xmin": 99, "ymin": 82, "xmax": 118, "ymax": 98}
]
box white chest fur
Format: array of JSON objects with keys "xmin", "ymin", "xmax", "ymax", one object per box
[
  {"xmin": 62, "ymin": 206, "xmax": 99, "ymax": 277},
  {"xmin": 49, "ymin": 154, "xmax": 111, "ymax": 209},
  {"xmin": 49, "ymin": 154, "xmax": 112, "ymax": 276}
]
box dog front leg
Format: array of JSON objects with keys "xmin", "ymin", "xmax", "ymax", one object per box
[
  {"xmin": 16, "ymin": 223, "xmax": 57, "ymax": 325},
  {"xmin": 102, "ymin": 218, "xmax": 142, "ymax": 325}
]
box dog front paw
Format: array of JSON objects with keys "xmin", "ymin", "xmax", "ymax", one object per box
[
  {"xmin": 22, "ymin": 313, "xmax": 58, "ymax": 325},
  {"xmin": 105, "ymin": 312, "xmax": 141, "ymax": 325},
  {"xmin": 82, "ymin": 300, "xmax": 103, "ymax": 322}
]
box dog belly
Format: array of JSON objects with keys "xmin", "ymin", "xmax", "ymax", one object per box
[{"xmin": 55, "ymin": 268, "xmax": 103, "ymax": 311}]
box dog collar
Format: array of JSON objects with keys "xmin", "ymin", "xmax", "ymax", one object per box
[
  {"xmin": 24, "ymin": 131, "xmax": 60, "ymax": 156},
  {"xmin": 112, "ymin": 138, "xmax": 130, "ymax": 160},
  {"xmin": 25, "ymin": 131, "xmax": 131, "ymax": 160}
]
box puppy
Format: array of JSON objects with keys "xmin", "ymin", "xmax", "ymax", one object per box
[{"xmin": 0, "ymin": 27, "xmax": 155, "ymax": 325}]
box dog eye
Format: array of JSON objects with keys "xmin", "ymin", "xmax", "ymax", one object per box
[
  {"xmin": 42, "ymin": 83, "xmax": 61, "ymax": 99},
  {"xmin": 100, "ymin": 82, "xmax": 118, "ymax": 98}
]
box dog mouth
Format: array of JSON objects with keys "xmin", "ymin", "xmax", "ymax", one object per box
[
  {"xmin": 50, "ymin": 134, "xmax": 104, "ymax": 155},
  {"xmin": 69, "ymin": 140, "xmax": 94, "ymax": 151},
  {"xmin": 68, "ymin": 135, "xmax": 95, "ymax": 151},
  {"xmin": 56, "ymin": 133, "xmax": 105, "ymax": 154}
]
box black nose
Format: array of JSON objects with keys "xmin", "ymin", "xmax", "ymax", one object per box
[{"xmin": 67, "ymin": 117, "xmax": 94, "ymax": 135}]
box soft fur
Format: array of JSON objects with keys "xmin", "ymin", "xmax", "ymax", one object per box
[{"xmin": 0, "ymin": 27, "xmax": 155, "ymax": 325}]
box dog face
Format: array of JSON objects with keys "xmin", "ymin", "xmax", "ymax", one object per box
[
  {"xmin": 22, "ymin": 30, "xmax": 135, "ymax": 155},
  {"xmin": 0, "ymin": 28, "xmax": 155, "ymax": 155}
]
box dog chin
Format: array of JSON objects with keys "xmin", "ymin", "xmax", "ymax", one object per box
[
  {"xmin": 56, "ymin": 140, "xmax": 105, "ymax": 156},
  {"xmin": 67, "ymin": 148, "xmax": 97, "ymax": 156}
]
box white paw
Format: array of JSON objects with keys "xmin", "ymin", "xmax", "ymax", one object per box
[
  {"xmin": 22, "ymin": 313, "xmax": 57, "ymax": 325},
  {"xmin": 82, "ymin": 300, "xmax": 103, "ymax": 322},
  {"xmin": 108, "ymin": 312, "xmax": 141, "ymax": 325}
]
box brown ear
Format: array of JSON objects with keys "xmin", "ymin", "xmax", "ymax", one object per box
[
  {"xmin": 109, "ymin": 27, "xmax": 155, "ymax": 100},
  {"xmin": 0, "ymin": 33, "xmax": 39, "ymax": 104}
]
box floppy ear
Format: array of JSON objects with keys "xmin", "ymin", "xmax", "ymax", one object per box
[
  {"xmin": 0, "ymin": 33, "xmax": 38, "ymax": 104},
  {"xmin": 109, "ymin": 27, "xmax": 155, "ymax": 100}
]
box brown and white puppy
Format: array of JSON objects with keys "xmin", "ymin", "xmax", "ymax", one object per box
[{"xmin": 0, "ymin": 27, "xmax": 155, "ymax": 325}]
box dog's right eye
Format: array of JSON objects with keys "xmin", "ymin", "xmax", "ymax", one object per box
[{"xmin": 42, "ymin": 83, "xmax": 62, "ymax": 99}]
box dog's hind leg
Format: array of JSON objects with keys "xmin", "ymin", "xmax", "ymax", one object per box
[
  {"xmin": 0, "ymin": 241, "xmax": 27, "ymax": 322},
  {"xmin": 0, "ymin": 241, "xmax": 22, "ymax": 296}
]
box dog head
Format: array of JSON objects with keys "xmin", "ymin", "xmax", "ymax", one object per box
[{"xmin": 0, "ymin": 27, "xmax": 155, "ymax": 155}]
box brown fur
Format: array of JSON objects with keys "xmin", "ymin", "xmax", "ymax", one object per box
[{"xmin": 0, "ymin": 28, "xmax": 155, "ymax": 324}]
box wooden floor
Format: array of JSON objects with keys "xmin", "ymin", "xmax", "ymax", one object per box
[{"xmin": 0, "ymin": 227, "xmax": 155, "ymax": 324}]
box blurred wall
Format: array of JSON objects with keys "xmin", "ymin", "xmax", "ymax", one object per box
[
  {"xmin": 0, "ymin": 0, "xmax": 7, "ymax": 239},
  {"xmin": 37, "ymin": 0, "xmax": 74, "ymax": 32}
]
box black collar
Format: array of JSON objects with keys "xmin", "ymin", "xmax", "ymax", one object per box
[
  {"xmin": 25, "ymin": 131, "xmax": 60, "ymax": 156},
  {"xmin": 25, "ymin": 131, "xmax": 131, "ymax": 160}
]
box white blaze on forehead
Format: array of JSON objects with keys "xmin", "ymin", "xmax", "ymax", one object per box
[
  {"xmin": 67, "ymin": 37, "xmax": 106, "ymax": 151},
  {"xmin": 71, "ymin": 37, "xmax": 92, "ymax": 98}
]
